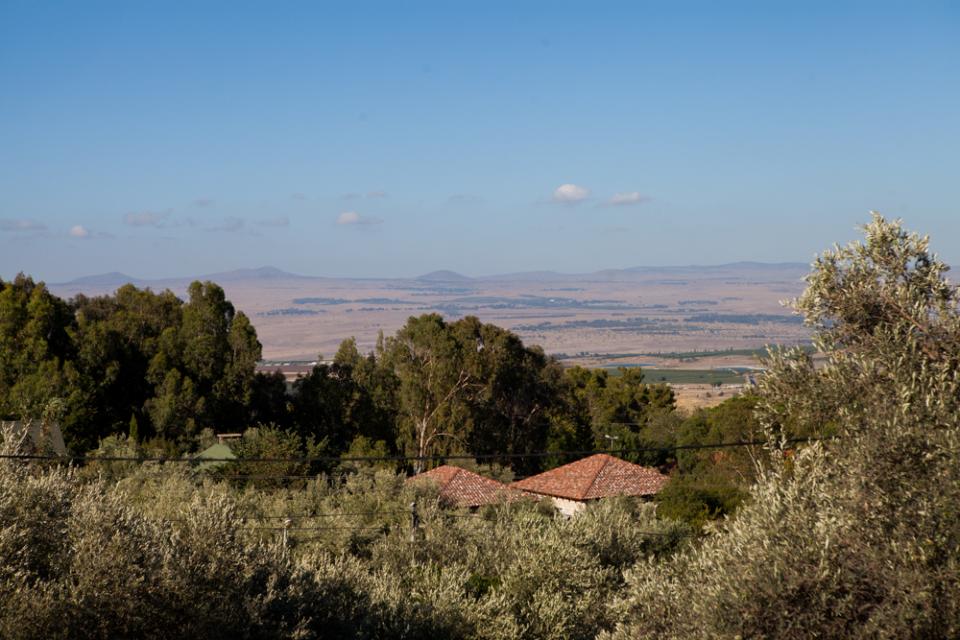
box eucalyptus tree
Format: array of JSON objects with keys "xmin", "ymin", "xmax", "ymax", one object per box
[
  {"xmin": 0, "ymin": 274, "xmax": 75, "ymax": 421},
  {"xmin": 381, "ymin": 314, "xmax": 565, "ymax": 472},
  {"xmin": 451, "ymin": 316, "xmax": 564, "ymax": 474},
  {"xmin": 146, "ymin": 281, "xmax": 261, "ymax": 443},
  {"xmin": 69, "ymin": 285, "xmax": 183, "ymax": 447},
  {"xmin": 384, "ymin": 314, "xmax": 475, "ymax": 471},
  {"xmin": 1, "ymin": 277, "xmax": 264, "ymax": 450}
]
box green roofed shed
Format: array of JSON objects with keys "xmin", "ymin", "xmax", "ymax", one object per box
[{"xmin": 195, "ymin": 442, "xmax": 236, "ymax": 471}]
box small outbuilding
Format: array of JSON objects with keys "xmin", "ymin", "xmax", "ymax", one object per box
[
  {"xmin": 511, "ymin": 453, "xmax": 668, "ymax": 516},
  {"xmin": 2, "ymin": 419, "xmax": 66, "ymax": 456},
  {"xmin": 408, "ymin": 465, "xmax": 535, "ymax": 509},
  {"xmin": 194, "ymin": 442, "xmax": 236, "ymax": 471}
]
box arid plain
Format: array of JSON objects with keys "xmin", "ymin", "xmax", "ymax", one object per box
[{"xmin": 51, "ymin": 262, "xmax": 812, "ymax": 374}]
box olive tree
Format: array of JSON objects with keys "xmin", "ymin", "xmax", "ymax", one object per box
[{"xmin": 607, "ymin": 214, "xmax": 960, "ymax": 639}]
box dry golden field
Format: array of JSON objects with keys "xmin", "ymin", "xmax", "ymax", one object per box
[{"xmin": 52, "ymin": 263, "xmax": 811, "ymax": 371}]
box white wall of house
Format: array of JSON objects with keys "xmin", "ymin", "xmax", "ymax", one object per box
[{"xmin": 551, "ymin": 496, "xmax": 587, "ymax": 517}]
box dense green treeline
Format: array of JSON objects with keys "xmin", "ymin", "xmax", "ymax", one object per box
[
  {"xmin": 0, "ymin": 278, "xmax": 261, "ymax": 451},
  {"xmin": 0, "ymin": 277, "xmax": 696, "ymax": 465},
  {"xmin": 1, "ymin": 273, "xmax": 765, "ymax": 524}
]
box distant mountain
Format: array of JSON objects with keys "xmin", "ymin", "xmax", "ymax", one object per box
[
  {"xmin": 53, "ymin": 266, "xmax": 310, "ymax": 291},
  {"xmin": 416, "ymin": 270, "xmax": 474, "ymax": 282},
  {"xmin": 198, "ymin": 266, "xmax": 312, "ymax": 281},
  {"xmin": 52, "ymin": 262, "xmax": 809, "ymax": 292},
  {"xmin": 59, "ymin": 272, "xmax": 141, "ymax": 287}
]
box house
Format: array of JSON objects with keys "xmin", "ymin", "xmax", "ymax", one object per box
[
  {"xmin": 408, "ymin": 465, "xmax": 535, "ymax": 509},
  {"xmin": 2, "ymin": 419, "xmax": 66, "ymax": 456},
  {"xmin": 511, "ymin": 454, "xmax": 668, "ymax": 516}
]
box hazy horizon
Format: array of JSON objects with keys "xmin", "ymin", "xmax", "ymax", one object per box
[
  {"xmin": 41, "ymin": 260, "xmax": 813, "ymax": 364},
  {"xmin": 16, "ymin": 260, "xmax": 814, "ymax": 288}
]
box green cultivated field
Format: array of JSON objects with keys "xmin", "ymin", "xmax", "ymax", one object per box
[{"xmin": 607, "ymin": 367, "xmax": 747, "ymax": 385}]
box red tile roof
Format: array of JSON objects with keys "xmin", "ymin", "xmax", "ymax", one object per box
[
  {"xmin": 510, "ymin": 454, "xmax": 668, "ymax": 501},
  {"xmin": 408, "ymin": 465, "xmax": 536, "ymax": 508}
]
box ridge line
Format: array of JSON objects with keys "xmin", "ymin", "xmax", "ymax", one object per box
[{"xmin": 579, "ymin": 454, "xmax": 610, "ymax": 501}]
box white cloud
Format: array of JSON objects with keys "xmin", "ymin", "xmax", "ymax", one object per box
[
  {"xmin": 193, "ymin": 198, "xmax": 215, "ymax": 207},
  {"xmin": 552, "ymin": 183, "xmax": 590, "ymax": 203},
  {"xmin": 337, "ymin": 211, "xmax": 382, "ymax": 226},
  {"xmin": 337, "ymin": 211, "xmax": 361, "ymax": 224},
  {"xmin": 123, "ymin": 211, "xmax": 171, "ymax": 227},
  {"xmin": 366, "ymin": 190, "xmax": 388, "ymax": 199},
  {"xmin": 606, "ymin": 191, "xmax": 650, "ymax": 206},
  {"xmin": 69, "ymin": 225, "xmax": 90, "ymax": 238},
  {"xmin": 0, "ymin": 219, "xmax": 46, "ymax": 232}
]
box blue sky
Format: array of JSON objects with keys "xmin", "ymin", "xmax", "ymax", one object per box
[{"xmin": 1, "ymin": 1, "xmax": 958, "ymax": 281}]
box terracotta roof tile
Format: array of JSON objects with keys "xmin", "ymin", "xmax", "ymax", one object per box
[
  {"xmin": 511, "ymin": 454, "xmax": 668, "ymax": 501},
  {"xmin": 408, "ymin": 465, "xmax": 535, "ymax": 508}
]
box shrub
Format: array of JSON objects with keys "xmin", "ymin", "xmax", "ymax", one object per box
[{"xmin": 606, "ymin": 214, "xmax": 960, "ymax": 639}]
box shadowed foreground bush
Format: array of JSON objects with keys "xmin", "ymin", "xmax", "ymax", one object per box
[
  {"xmin": 0, "ymin": 440, "xmax": 688, "ymax": 640},
  {"xmin": 0, "ymin": 458, "xmax": 321, "ymax": 639}
]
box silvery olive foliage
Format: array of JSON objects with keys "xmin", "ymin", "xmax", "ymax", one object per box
[
  {"xmin": 0, "ymin": 423, "xmax": 688, "ymax": 639},
  {"xmin": 605, "ymin": 214, "xmax": 960, "ymax": 639}
]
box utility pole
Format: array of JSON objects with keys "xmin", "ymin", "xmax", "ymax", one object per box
[{"xmin": 281, "ymin": 518, "xmax": 292, "ymax": 550}]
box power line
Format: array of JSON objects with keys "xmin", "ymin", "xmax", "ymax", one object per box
[
  {"xmin": 241, "ymin": 511, "xmax": 405, "ymax": 520},
  {"xmin": 205, "ymin": 470, "xmax": 364, "ymax": 481},
  {"xmin": 250, "ymin": 525, "xmax": 385, "ymax": 532},
  {"xmin": 0, "ymin": 437, "xmax": 826, "ymax": 465},
  {"xmin": 209, "ymin": 473, "xmax": 333, "ymax": 481}
]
